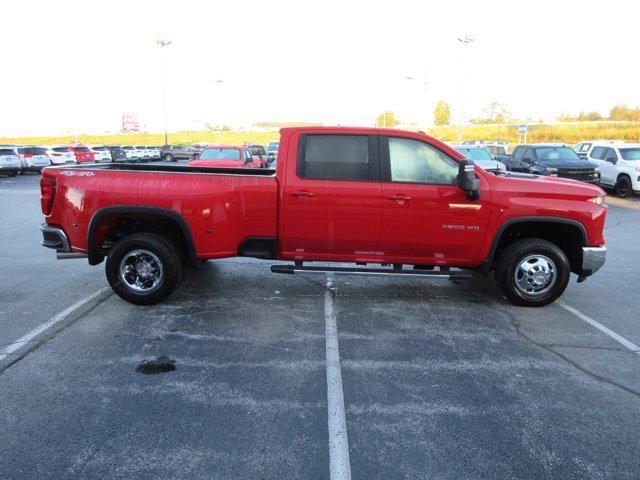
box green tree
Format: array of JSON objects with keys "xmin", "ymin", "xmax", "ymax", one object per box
[{"xmin": 434, "ymin": 101, "xmax": 451, "ymax": 126}]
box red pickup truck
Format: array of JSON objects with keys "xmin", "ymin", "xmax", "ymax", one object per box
[{"xmin": 39, "ymin": 126, "xmax": 607, "ymax": 307}]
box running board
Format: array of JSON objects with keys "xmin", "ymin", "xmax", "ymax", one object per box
[{"xmin": 270, "ymin": 264, "xmax": 472, "ymax": 279}]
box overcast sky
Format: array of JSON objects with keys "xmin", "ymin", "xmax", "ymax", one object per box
[{"xmin": 1, "ymin": 0, "xmax": 638, "ymax": 136}]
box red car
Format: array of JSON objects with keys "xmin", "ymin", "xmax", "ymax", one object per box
[
  {"xmin": 189, "ymin": 145, "xmax": 263, "ymax": 168},
  {"xmin": 68, "ymin": 146, "xmax": 95, "ymax": 163},
  {"xmin": 40, "ymin": 126, "xmax": 607, "ymax": 307}
]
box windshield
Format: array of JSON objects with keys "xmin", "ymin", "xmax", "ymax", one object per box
[
  {"xmin": 486, "ymin": 145, "xmax": 506, "ymax": 156},
  {"xmin": 455, "ymin": 147, "xmax": 493, "ymax": 162},
  {"xmin": 535, "ymin": 147, "xmax": 582, "ymax": 163},
  {"xmin": 268, "ymin": 142, "xmax": 279, "ymax": 149},
  {"xmin": 52, "ymin": 147, "xmax": 72, "ymax": 153},
  {"xmin": 249, "ymin": 146, "xmax": 266, "ymax": 155},
  {"xmin": 92, "ymin": 146, "xmax": 107, "ymax": 151},
  {"xmin": 619, "ymin": 148, "xmax": 640, "ymax": 161},
  {"xmin": 199, "ymin": 148, "xmax": 241, "ymax": 160},
  {"xmin": 74, "ymin": 147, "xmax": 90, "ymax": 152}
]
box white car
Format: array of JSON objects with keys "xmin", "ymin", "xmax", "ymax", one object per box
[
  {"xmin": 88, "ymin": 145, "xmax": 112, "ymax": 162},
  {"xmin": 146, "ymin": 146, "xmax": 160, "ymax": 159},
  {"xmin": 134, "ymin": 146, "xmax": 150, "ymax": 161},
  {"xmin": 121, "ymin": 146, "xmax": 139, "ymax": 161},
  {"xmin": 452, "ymin": 145, "xmax": 507, "ymax": 174},
  {"xmin": 16, "ymin": 146, "xmax": 51, "ymax": 173},
  {"xmin": 585, "ymin": 141, "xmax": 640, "ymax": 197},
  {"xmin": 46, "ymin": 146, "xmax": 77, "ymax": 165},
  {"xmin": 0, "ymin": 147, "xmax": 22, "ymax": 176}
]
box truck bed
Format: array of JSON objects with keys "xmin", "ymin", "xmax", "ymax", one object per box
[{"xmin": 42, "ymin": 163, "xmax": 278, "ymax": 258}]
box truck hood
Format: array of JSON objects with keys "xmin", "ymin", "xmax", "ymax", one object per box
[
  {"xmin": 535, "ymin": 160, "xmax": 597, "ymax": 169},
  {"xmin": 493, "ymin": 171, "xmax": 605, "ymax": 197}
]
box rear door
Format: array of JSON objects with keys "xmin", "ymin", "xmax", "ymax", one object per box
[
  {"xmin": 280, "ymin": 133, "xmax": 382, "ymax": 260},
  {"xmin": 378, "ymin": 135, "xmax": 491, "ymax": 265}
]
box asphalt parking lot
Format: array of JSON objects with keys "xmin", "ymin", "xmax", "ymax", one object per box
[{"xmin": 1, "ymin": 173, "xmax": 639, "ymax": 479}]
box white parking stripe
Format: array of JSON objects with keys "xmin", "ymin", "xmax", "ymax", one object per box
[
  {"xmin": 324, "ymin": 275, "xmax": 352, "ymax": 480},
  {"xmin": 0, "ymin": 287, "xmax": 111, "ymax": 362},
  {"xmin": 558, "ymin": 301, "xmax": 640, "ymax": 353}
]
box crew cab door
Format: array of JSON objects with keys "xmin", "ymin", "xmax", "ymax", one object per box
[
  {"xmin": 589, "ymin": 146, "xmax": 617, "ymax": 186},
  {"xmin": 378, "ymin": 135, "xmax": 490, "ymax": 265},
  {"xmin": 279, "ymin": 133, "xmax": 382, "ymax": 260}
]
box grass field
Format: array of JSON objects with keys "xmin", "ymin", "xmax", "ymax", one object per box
[{"xmin": 2, "ymin": 122, "xmax": 639, "ymax": 147}]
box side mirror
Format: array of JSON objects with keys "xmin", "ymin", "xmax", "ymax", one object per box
[{"xmin": 458, "ymin": 160, "xmax": 480, "ymax": 200}]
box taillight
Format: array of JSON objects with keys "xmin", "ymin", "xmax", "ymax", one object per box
[
  {"xmin": 24, "ymin": 153, "xmax": 34, "ymax": 158},
  {"xmin": 40, "ymin": 176, "xmax": 56, "ymax": 215}
]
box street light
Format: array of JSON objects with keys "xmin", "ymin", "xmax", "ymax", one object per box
[
  {"xmin": 156, "ymin": 39, "xmax": 173, "ymax": 145},
  {"xmin": 457, "ymin": 35, "xmax": 474, "ymax": 143}
]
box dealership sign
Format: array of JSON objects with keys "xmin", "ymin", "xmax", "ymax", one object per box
[{"xmin": 122, "ymin": 113, "xmax": 141, "ymax": 133}]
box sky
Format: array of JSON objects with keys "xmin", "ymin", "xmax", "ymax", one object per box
[{"xmin": 1, "ymin": 0, "xmax": 638, "ymax": 136}]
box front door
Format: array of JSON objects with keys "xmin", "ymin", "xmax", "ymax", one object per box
[
  {"xmin": 378, "ymin": 135, "xmax": 491, "ymax": 265},
  {"xmin": 280, "ymin": 133, "xmax": 382, "ymax": 261}
]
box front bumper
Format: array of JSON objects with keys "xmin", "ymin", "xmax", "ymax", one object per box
[
  {"xmin": 40, "ymin": 224, "xmax": 71, "ymax": 252},
  {"xmin": 580, "ymin": 246, "xmax": 606, "ymax": 278}
]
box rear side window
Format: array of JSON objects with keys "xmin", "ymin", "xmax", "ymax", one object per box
[
  {"xmin": 387, "ymin": 137, "xmax": 458, "ymax": 184},
  {"xmin": 298, "ymin": 134, "xmax": 370, "ymax": 181},
  {"xmin": 0, "ymin": 149, "xmax": 16, "ymax": 155},
  {"xmin": 590, "ymin": 147, "xmax": 606, "ymax": 160},
  {"xmin": 513, "ymin": 147, "xmax": 525, "ymax": 161}
]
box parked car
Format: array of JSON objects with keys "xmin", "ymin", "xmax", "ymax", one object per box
[
  {"xmin": 46, "ymin": 146, "xmax": 77, "ymax": 165},
  {"xmin": 573, "ymin": 140, "xmax": 616, "ymax": 160},
  {"xmin": 0, "ymin": 148, "xmax": 22, "ymax": 176},
  {"xmin": 134, "ymin": 146, "xmax": 151, "ymax": 161},
  {"xmin": 497, "ymin": 144, "xmax": 600, "ymax": 184},
  {"xmin": 40, "ymin": 126, "xmax": 607, "ymax": 308},
  {"xmin": 68, "ymin": 146, "xmax": 96, "ymax": 163},
  {"xmin": 105, "ymin": 145, "xmax": 128, "ymax": 162},
  {"xmin": 266, "ymin": 141, "xmax": 279, "ymax": 166},
  {"xmin": 146, "ymin": 146, "xmax": 160, "ymax": 160},
  {"xmin": 244, "ymin": 143, "xmax": 267, "ymax": 167},
  {"xmin": 17, "ymin": 146, "xmax": 52, "ymax": 172},
  {"xmin": 121, "ymin": 146, "xmax": 139, "ymax": 161},
  {"xmin": 585, "ymin": 141, "xmax": 640, "ymax": 197},
  {"xmin": 451, "ymin": 145, "xmax": 506, "ymax": 174},
  {"xmin": 160, "ymin": 144, "xmax": 199, "ymax": 162},
  {"xmin": 484, "ymin": 142, "xmax": 509, "ymax": 158},
  {"xmin": 88, "ymin": 146, "xmax": 113, "ymax": 162},
  {"xmin": 189, "ymin": 145, "xmax": 263, "ymax": 168}
]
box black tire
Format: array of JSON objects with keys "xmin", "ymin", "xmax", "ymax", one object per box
[
  {"xmin": 164, "ymin": 154, "xmax": 173, "ymax": 162},
  {"xmin": 105, "ymin": 233, "xmax": 184, "ymax": 305},
  {"xmin": 615, "ymin": 175, "xmax": 632, "ymax": 198},
  {"xmin": 494, "ymin": 238, "xmax": 570, "ymax": 307}
]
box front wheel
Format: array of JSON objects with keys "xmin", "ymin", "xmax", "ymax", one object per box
[
  {"xmin": 494, "ymin": 238, "xmax": 570, "ymax": 307},
  {"xmin": 105, "ymin": 233, "xmax": 184, "ymax": 305},
  {"xmin": 615, "ymin": 175, "xmax": 632, "ymax": 198},
  {"xmin": 164, "ymin": 154, "xmax": 174, "ymax": 162}
]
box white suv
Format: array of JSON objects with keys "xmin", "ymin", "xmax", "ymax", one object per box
[
  {"xmin": 88, "ymin": 146, "xmax": 113, "ymax": 162},
  {"xmin": 585, "ymin": 141, "xmax": 640, "ymax": 197}
]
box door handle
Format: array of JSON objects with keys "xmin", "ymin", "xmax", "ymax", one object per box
[
  {"xmin": 291, "ymin": 190, "xmax": 315, "ymax": 198},
  {"xmin": 387, "ymin": 194, "xmax": 412, "ymax": 203}
]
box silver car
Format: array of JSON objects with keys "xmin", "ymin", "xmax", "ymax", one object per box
[
  {"xmin": 17, "ymin": 146, "xmax": 51, "ymax": 173},
  {"xmin": 0, "ymin": 147, "xmax": 22, "ymax": 176}
]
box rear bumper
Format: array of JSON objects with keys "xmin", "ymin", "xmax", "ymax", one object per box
[
  {"xmin": 40, "ymin": 224, "xmax": 72, "ymax": 252},
  {"xmin": 580, "ymin": 246, "xmax": 606, "ymax": 277}
]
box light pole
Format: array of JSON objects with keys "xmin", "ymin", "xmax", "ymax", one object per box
[
  {"xmin": 156, "ymin": 39, "xmax": 173, "ymax": 145},
  {"xmin": 457, "ymin": 35, "xmax": 474, "ymax": 143}
]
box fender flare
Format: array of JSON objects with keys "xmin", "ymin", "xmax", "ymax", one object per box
[
  {"xmin": 482, "ymin": 216, "xmax": 588, "ymax": 271},
  {"xmin": 87, "ymin": 205, "xmax": 198, "ymax": 265}
]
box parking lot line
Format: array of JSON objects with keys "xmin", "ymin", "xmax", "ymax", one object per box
[
  {"xmin": 324, "ymin": 275, "xmax": 352, "ymax": 480},
  {"xmin": 558, "ymin": 301, "xmax": 640, "ymax": 353},
  {"xmin": 0, "ymin": 287, "xmax": 111, "ymax": 363}
]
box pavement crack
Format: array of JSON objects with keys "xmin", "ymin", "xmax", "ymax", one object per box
[{"xmin": 485, "ymin": 301, "xmax": 640, "ymax": 399}]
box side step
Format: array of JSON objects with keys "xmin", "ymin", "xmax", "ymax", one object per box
[{"xmin": 270, "ymin": 264, "xmax": 472, "ymax": 279}]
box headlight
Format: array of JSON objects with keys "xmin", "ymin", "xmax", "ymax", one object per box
[{"xmin": 588, "ymin": 196, "xmax": 605, "ymax": 205}]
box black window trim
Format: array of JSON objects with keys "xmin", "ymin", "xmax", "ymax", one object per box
[
  {"xmin": 379, "ymin": 134, "xmax": 461, "ymax": 186},
  {"xmin": 296, "ymin": 133, "xmax": 380, "ymax": 183}
]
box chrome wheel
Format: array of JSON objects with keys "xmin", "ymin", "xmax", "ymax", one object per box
[
  {"xmin": 119, "ymin": 249, "xmax": 164, "ymax": 293},
  {"xmin": 514, "ymin": 254, "xmax": 557, "ymax": 297}
]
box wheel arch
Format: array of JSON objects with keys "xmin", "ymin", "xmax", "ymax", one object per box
[
  {"xmin": 87, "ymin": 205, "xmax": 198, "ymax": 266},
  {"xmin": 484, "ymin": 216, "xmax": 588, "ymax": 274}
]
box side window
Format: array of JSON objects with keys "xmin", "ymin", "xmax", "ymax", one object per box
[
  {"xmin": 604, "ymin": 148, "xmax": 617, "ymax": 161},
  {"xmin": 580, "ymin": 143, "xmax": 592, "ymax": 153},
  {"xmin": 298, "ymin": 134, "xmax": 370, "ymax": 181},
  {"xmin": 513, "ymin": 147, "xmax": 524, "ymax": 161},
  {"xmin": 523, "ymin": 148, "xmax": 535, "ymax": 161},
  {"xmin": 387, "ymin": 137, "xmax": 458, "ymax": 184},
  {"xmin": 591, "ymin": 147, "xmax": 606, "ymax": 160}
]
